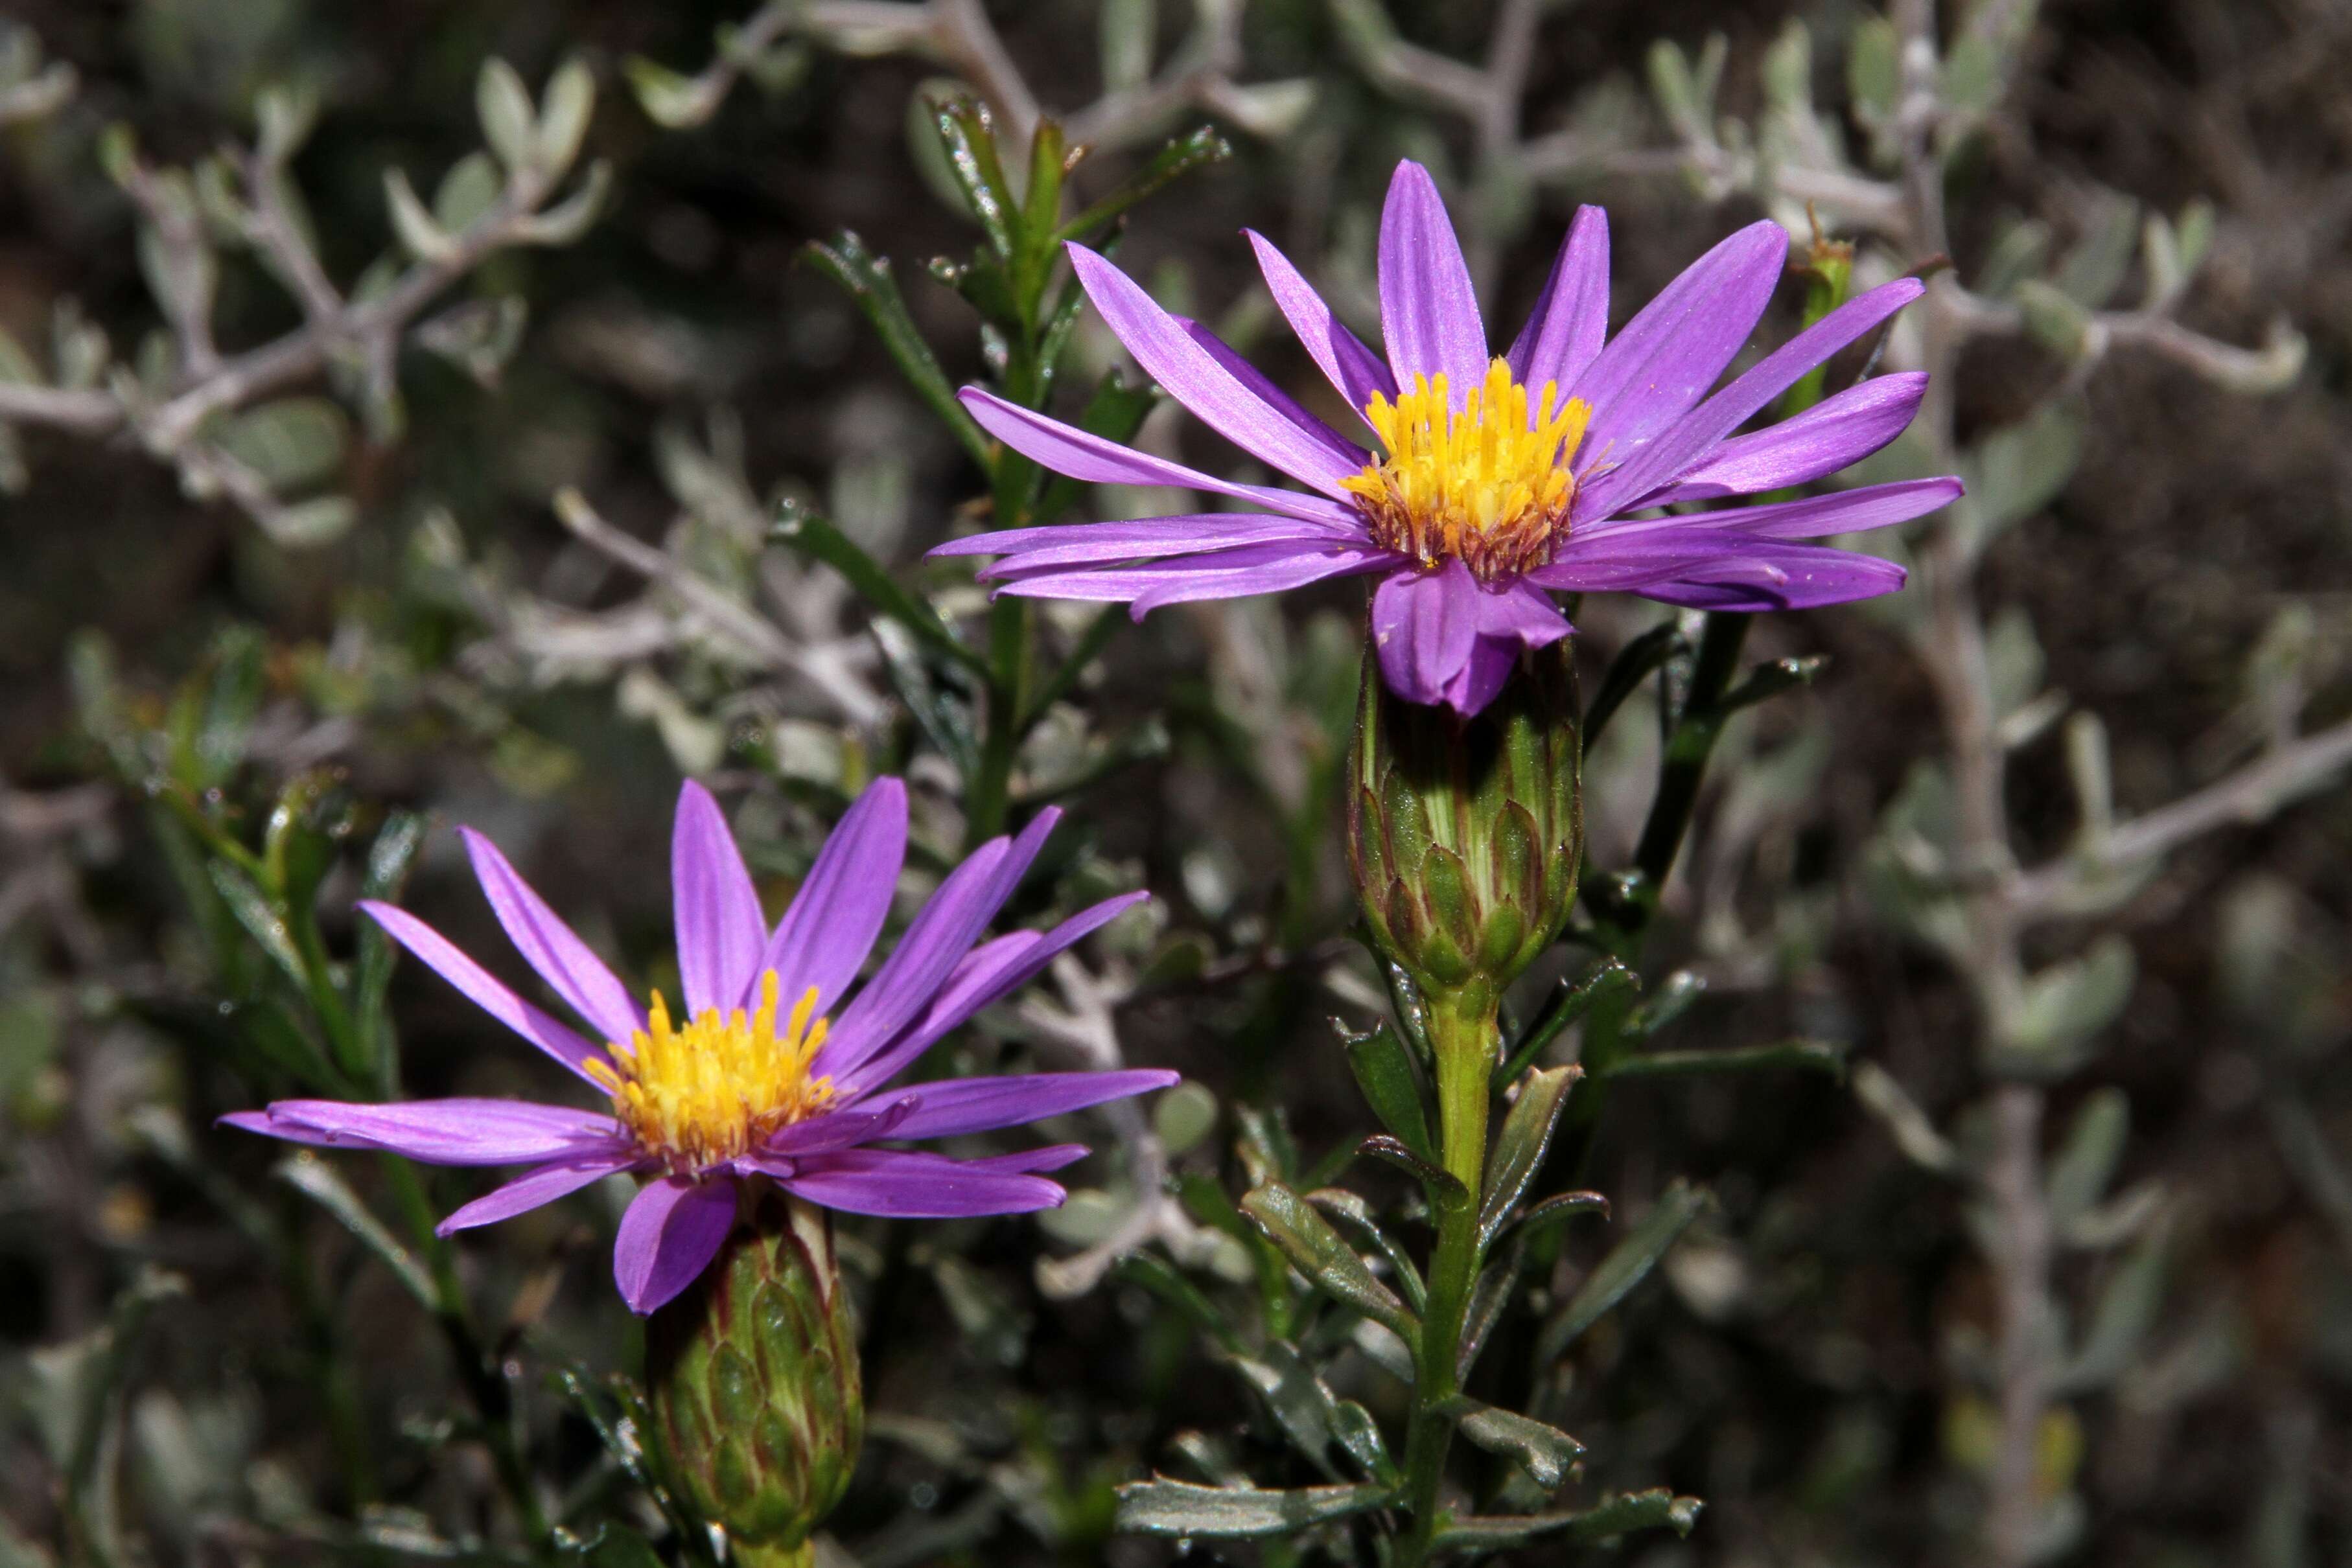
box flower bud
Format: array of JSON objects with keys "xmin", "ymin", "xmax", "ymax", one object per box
[
  {"xmin": 1347, "ymin": 636, "xmax": 1583, "ymax": 1013},
  {"xmin": 646, "ymin": 1188, "xmax": 861, "ymax": 1565}
]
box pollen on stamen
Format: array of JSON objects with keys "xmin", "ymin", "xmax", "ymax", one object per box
[
  {"xmin": 1342, "ymin": 357, "xmax": 1590, "ymax": 582},
  {"xmin": 586, "ymin": 971, "xmax": 835, "ymax": 1173}
]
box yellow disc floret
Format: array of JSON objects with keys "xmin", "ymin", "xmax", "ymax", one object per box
[
  {"xmin": 1342, "ymin": 357, "xmax": 1591, "ymax": 582},
  {"xmin": 585, "ymin": 971, "xmax": 836, "ymax": 1173}
]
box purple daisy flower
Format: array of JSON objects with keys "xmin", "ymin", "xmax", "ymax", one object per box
[
  {"xmin": 932, "ymin": 161, "xmax": 1963, "ymax": 717},
  {"xmin": 225, "ymin": 778, "xmax": 1175, "ymax": 1315}
]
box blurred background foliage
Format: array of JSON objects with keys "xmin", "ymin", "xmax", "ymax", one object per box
[{"xmin": 0, "ymin": 0, "xmax": 2347, "ymax": 1563}]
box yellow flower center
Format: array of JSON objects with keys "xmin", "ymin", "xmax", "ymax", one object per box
[
  {"xmin": 1341, "ymin": 357, "xmax": 1592, "ymax": 582},
  {"xmin": 585, "ymin": 971, "xmax": 836, "ymax": 1173}
]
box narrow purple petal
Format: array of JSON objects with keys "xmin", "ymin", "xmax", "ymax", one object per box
[
  {"xmin": 964, "ymin": 1144, "xmax": 1089, "ymax": 1175},
  {"xmin": 1246, "ymin": 229, "xmax": 1397, "ymax": 413},
  {"xmin": 782, "ymin": 1148, "xmax": 1067, "ymax": 1219},
  {"xmin": 613, "ymin": 1175, "xmax": 738, "ymax": 1315},
  {"xmin": 1377, "ymin": 162, "xmax": 1487, "ymax": 404},
  {"xmin": 1066, "ymin": 244, "xmax": 1366, "ymax": 496},
  {"xmin": 671, "ymin": 781, "xmax": 765, "ymax": 1021},
  {"xmin": 1678, "ymin": 476, "xmax": 1962, "ymax": 540},
  {"xmin": 822, "ymin": 811, "xmax": 1061, "ymax": 1069},
  {"xmin": 958, "ymin": 389, "xmax": 1359, "ymax": 528},
  {"xmin": 1580, "ymin": 277, "xmax": 1924, "ymax": 517},
  {"xmin": 885, "ymin": 1069, "xmax": 1181, "ymax": 1142},
  {"xmin": 1542, "ymin": 481, "xmax": 1962, "ymax": 584},
  {"xmin": 356, "ymin": 901, "xmax": 604, "ymax": 1081},
  {"xmin": 1371, "ymin": 563, "xmax": 1570, "ymax": 717},
  {"xmin": 962, "ymin": 515, "xmax": 1368, "ymax": 577},
  {"xmin": 1568, "ymin": 221, "xmax": 1787, "ymax": 481},
  {"xmin": 1635, "ymin": 544, "xmax": 1909, "ymax": 610},
  {"xmin": 935, "ymin": 513, "xmax": 1361, "ymax": 561},
  {"xmin": 436, "ymin": 1156, "xmax": 634, "ymax": 1235},
  {"xmin": 1506, "ymin": 205, "xmax": 1610, "ymax": 395},
  {"xmin": 459, "ymin": 827, "xmax": 642, "ymax": 1044},
  {"xmin": 830, "ymin": 892, "xmax": 1151, "ymax": 1098},
  {"xmin": 751, "ymin": 776, "xmax": 906, "ymax": 1017},
  {"xmin": 227, "ymin": 1098, "xmax": 630, "ymax": 1166},
  {"xmin": 1647, "ymin": 374, "xmax": 1928, "ymax": 503},
  {"xmin": 755, "ymin": 1095, "xmax": 920, "ymax": 1157},
  {"xmin": 1178, "ymin": 313, "xmax": 1371, "ymax": 476},
  {"xmin": 990, "ymin": 541, "xmax": 1401, "ymax": 614}
]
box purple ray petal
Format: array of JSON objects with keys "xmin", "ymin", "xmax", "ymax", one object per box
[
  {"xmin": 1178, "ymin": 312, "xmax": 1371, "ymax": 475},
  {"xmin": 1647, "ymin": 373, "xmax": 1928, "ymax": 503},
  {"xmin": 459, "ymin": 827, "xmax": 643, "ymax": 1045},
  {"xmin": 671, "ymin": 781, "xmax": 765, "ymax": 1021},
  {"xmin": 988, "ymin": 540, "xmax": 1399, "ymax": 613},
  {"xmin": 226, "ymin": 1098, "xmax": 630, "ymax": 1166},
  {"xmin": 822, "ymin": 810, "xmax": 1060, "ymax": 1068},
  {"xmin": 1579, "ymin": 277, "xmax": 1924, "ymax": 517},
  {"xmin": 614, "ymin": 1175, "xmax": 739, "ymax": 1315},
  {"xmin": 356, "ymin": 901, "xmax": 605, "ymax": 1080},
  {"xmin": 1377, "ymin": 161, "xmax": 1487, "ymax": 404},
  {"xmin": 964, "ymin": 1144, "xmax": 1089, "ymax": 1175},
  {"xmin": 1506, "ymin": 204, "xmax": 1611, "ymax": 396},
  {"xmin": 755, "ymin": 1095, "xmax": 920, "ymax": 1157},
  {"xmin": 934, "ymin": 513, "xmax": 1362, "ymax": 560},
  {"xmin": 961, "ymin": 515, "xmax": 1368, "ymax": 576},
  {"xmin": 1246, "ymin": 229, "xmax": 1397, "ymax": 414},
  {"xmin": 750, "ymin": 776, "xmax": 906, "ymax": 1017},
  {"xmin": 1371, "ymin": 562, "xmax": 1570, "ymax": 717},
  {"xmin": 1635, "ymin": 544, "xmax": 1908, "ymax": 610},
  {"xmin": 1545, "ymin": 479, "xmax": 1961, "ymax": 578},
  {"xmin": 884, "ymin": 1069, "xmax": 1180, "ymax": 1142},
  {"xmin": 782, "ymin": 1148, "xmax": 1067, "ymax": 1219},
  {"xmin": 959, "ymin": 389, "xmax": 1358, "ymax": 528},
  {"xmin": 1568, "ymin": 221, "xmax": 1787, "ymax": 481},
  {"xmin": 1682, "ymin": 476, "xmax": 1961, "ymax": 539},
  {"xmin": 829, "ymin": 891, "xmax": 1151, "ymax": 1098},
  {"xmin": 1065, "ymin": 245, "xmax": 1366, "ymax": 496},
  {"xmin": 436, "ymin": 1155, "xmax": 634, "ymax": 1235}
]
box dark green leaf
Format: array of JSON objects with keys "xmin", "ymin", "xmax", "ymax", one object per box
[
  {"xmin": 570, "ymin": 1527, "xmax": 665, "ymax": 1568},
  {"xmin": 1307, "ymin": 1186, "xmax": 1425, "ymax": 1314},
  {"xmin": 1535, "ymin": 1181, "xmax": 1714, "ymax": 1364},
  {"xmin": 1338, "ymin": 1017, "xmax": 1433, "ymax": 1160},
  {"xmin": 1443, "ymin": 1397, "xmax": 1586, "ymax": 1488},
  {"xmin": 928, "ymin": 95, "xmax": 1018, "ymax": 258},
  {"xmin": 1113, "ymin": 1252, "xmax": 1245, "ymax": 1356},
  {"xmin": 1496, "ymin": 958, "xmax": 1636, "ymax": 1089},
  {"xmin": 1358, "ymin": 1135, "xmax": 1466, "ymax": 1205},
  {"xmin": 2046, "ymin": 1086, "xmax": 2129, "ymax": 1227},
  {"xmin": 1479, "ymin": 1065, "xmax": 1581, "ymax": 1249},
  {"xmin": 771, "ymin": 498, "xmax": 986, "ymax": 677},
  {"xmin": 1719, "ymin": 654, "xmax": 1829, "ymax": 714},
  {"xmin": 206, "ymin": 860, "xmax": 308, "ymax": 993},
  {"xmin": 1583, "ymin": 622, "xmax": 1685, "ymax": 751},
  {"xmin": 1601, "ymin": 1038, "xmax": 1847, "ymax": 1082},
  {"xmin": 1625, "ymin": 969, "xmax": 1706, "ymax": 1038},
  {"xmin": 1495, "ymin": 1189, "xmax": 1611, "ymax": 1247},
  {"xmin": 804, "ymin": 232, "xmax": 992, "ymax": 468},
  {"xmin": 1115, "ymin": 1478, "xmax": 1388, "ymax": 1538},
  {"xmin": 1434, "ymin": 1488, "xmax": 1705, "ymax": 1547},
  {"xmin": 1329, "ymin": 1396, "xmax": 1397, "ymax": 1486},
  {"xmin": 1054, "ymin": 126, "xmax": 1231, "ymax": 244},
  {"xmin": 275, "ymin": 1153, "xmax": 438, "ymax": 1310},
  {"xmin": 1241, "ymin": 1181, "xmax": 1417, "ymax": 1338}
]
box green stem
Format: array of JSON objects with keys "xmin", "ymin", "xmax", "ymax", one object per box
[
  {"xmin": 382, "ymin": 1157, "xmax": 555, "ymax": 1554},
  {"xmin": 1628, "ymin": 611, "xmax": 1751, "ymax": 895},
  {"xmin": 1396, "ymin": 992, "xmax": 1498, "ymax": 1565}
]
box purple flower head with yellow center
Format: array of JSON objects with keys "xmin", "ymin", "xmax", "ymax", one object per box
[
  {"xmin": 224, "ymin": 779, "xmax": 1175, "ymax": 1315},
  {"xmin": 933, "ymin": 161, "xmax": 1962, "ymax": 717}
]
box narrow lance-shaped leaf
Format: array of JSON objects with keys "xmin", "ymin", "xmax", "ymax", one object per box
[
  {"xmin": 275, "ymin": 1153, "xmax": 438, "ymax": 1311},
  {"xmin": 1116, "ymin": 1478, "xmax": 1390, "ymax": 1539},
  {"xmin": 1583, "ymin": 623, "xmax": 1686, "ymax": 752},
  {"xmin": 1434, "ymin": 1488, "xmax": 1705, "ymax": 1549},
  {"xmin": 1441, "ymin": 1396, "xmax": 1586, "ymax": 1489},
  {"xmin": 1479, "ymin": 1065, "xmax": 1581, "ymax": 1249},
  {"xmin": 1535, "ymin": 1181, "xmax": 1714, "ymax": 1365},
  {"xmin": 1308, "ymin": 1187, "xmax": 1426, "ymax": 1314},
  {"xmin": 1338, "ymin": 1017, "xmax": 1433, "ymax": 1160},
  {"xmin": 1496, "ymin": 958, "xmax": 1636, "ymax": 1088},
  {"xmin": 1054, "ymin": 126, "xmax": 1231, "ymax": 244},
  {"xmin": 1241, "ymin": 1181, "xmax": 1417, "ymax": 1339},
  {"xmin": 1600, "ymin": 1038, "xmax": 1846, "ymax": 1083},
  {"xmin": 803, "ymin": 233, "xmax": 992, "ymax": 468},
  {"xmin": 769, "ymin": 499, "xmax": 987, "ymax": 678}
]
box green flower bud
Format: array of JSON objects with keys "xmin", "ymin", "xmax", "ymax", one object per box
[
  {"xmin": 1347, "ymin": 638, "xmax": 1583, "ymax": 1017},
  {"xmin": 646, "ymin": 1189, "xmax": 861, "ymax": 1567}
]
